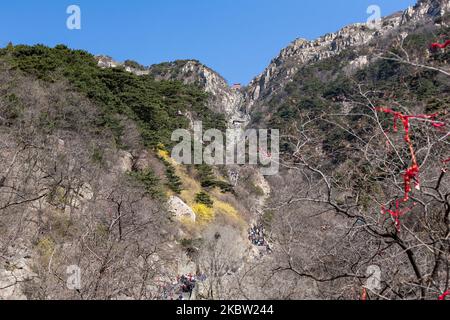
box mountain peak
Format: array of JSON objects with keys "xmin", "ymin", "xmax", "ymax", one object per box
[
  {"xmin": 402, "ymin": 0, "xmax": 450, "ymax": 22},
  {"xmin": 245, "ymin": 0, "xmax": 449, "ymax": 108}
]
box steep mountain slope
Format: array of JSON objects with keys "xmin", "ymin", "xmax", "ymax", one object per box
[
  {"xmin": 240, "ymin": 0, "xmax": 450, "ymax": 300},
  {"xmin": 0, "ymin": 0, "xmax": 449, "ymax": 300},
  {"xmin": 0, "ymin": 45, "xmax": 266, "ymax": 300},
  {"xmin": 245, "ymin": 0, "xmax": 450, "ymax": 110}
]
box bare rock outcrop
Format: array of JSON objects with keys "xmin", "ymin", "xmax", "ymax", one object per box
[
  {"xmin": 244, "ymin": 0, "xmax": 449, "ymax": 110},
  {"xmin": 168, "ymin": 196, "xmax": 196, "ymax": 223}
]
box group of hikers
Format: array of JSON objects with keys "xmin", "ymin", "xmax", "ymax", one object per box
[
  {"xmin": 159, "ymin": 224, "xmax": 271, "ymax": 300},
  {"xmin": 249, "ymin": 225, "xmax": 265, "ymax": 246},
  {"xmin": 228, "ymin": 169, "xmax": 240, "ymax": 187},
  {"xmin": 248, "ymin": 224, "xmax": 271, "ymax": 253},
  {"xmin": 178, "ymin": 274, "xmax": 202, "ymax": 296}
]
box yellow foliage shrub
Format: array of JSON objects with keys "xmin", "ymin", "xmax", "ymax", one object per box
[
  {"xmin": 157, "ymin": 149, "xmax": 170, "ymax": 160},
  {"xmin": 193, "ymin": 203, "xmax": 214, "ymax": 223},
  {"xmin": 156, "ymin": 143, "xmax": 171, "ymax": 161}
]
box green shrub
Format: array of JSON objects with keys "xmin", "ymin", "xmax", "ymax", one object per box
[
  {"xmin": 195, "ymin": 192, "xmax": 214, "ymax": 208},
  {"xmin": 165, "ymin": 164, "xmax": 183, "ymax": 194},
  {"xmin": 196, "ymin": 165, "xmax": 234, "ymax": 193},
  {"xmin": 124, "ymin": 59, "xmax": 146, "ymax": 70},
  {"xmin": 157, "ymin": 152, "xmax": 183, "ymax": 194},
  {"xmin": 1, "ymin": 44, "xmax": 225, "ymax": 148}
]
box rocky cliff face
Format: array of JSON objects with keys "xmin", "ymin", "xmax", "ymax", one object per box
[
  {"xmin": 402, "ymin": 0, "xmax": 450, "ymax": 23},
  {"xmin": 148, "ymin": 60, "xmax": 249, "ymax": 128},
  {"xmin": 96, "ymin": 55, "xmax": 150, "ymax": 76},
  {"xmin": 244, "ymin": 0, "xmax": 449, "ymax": 110},
  {"xmin": 93, "ymin": 0, "xmax": 449, "ymax": 128},
  {"xmin": 95, "ymin": 57, "xmax": 250, "ymax": 129}
]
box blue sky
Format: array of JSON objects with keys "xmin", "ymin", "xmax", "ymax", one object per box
[{"xmin": 0, "ymin": 0, "xmax": 416, "ymax": 84}]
